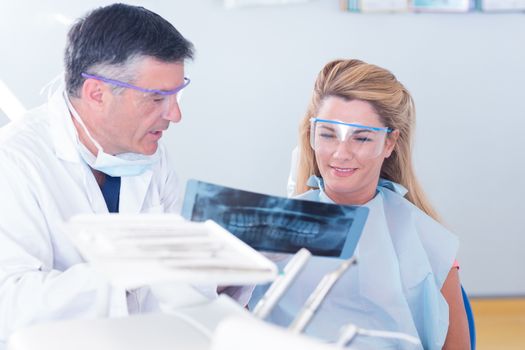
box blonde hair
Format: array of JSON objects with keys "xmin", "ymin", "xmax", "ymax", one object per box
[{"xmin": 296, "ymin": 59, "xmax": 440, "ymax": 221}]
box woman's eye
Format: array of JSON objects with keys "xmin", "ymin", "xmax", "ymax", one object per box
[
  {"xmin": 353, "ymin": 136, "xmax": 373, "ymax": 142},
  {"xmin": 319, "ymin": 133, "xmax": 336, "ymax": 139}
]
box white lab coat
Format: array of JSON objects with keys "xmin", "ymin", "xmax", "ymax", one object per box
[{"xmin": 0, "ymin": 89, "xmax": 190, "ymax": 347}]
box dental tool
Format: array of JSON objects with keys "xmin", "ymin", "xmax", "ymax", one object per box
[
  {"xmin": 336, "ymin": 323, "xmax": 421, "ymax": 348},
  {"xmin": 253, "ymin": 248, "xmax": 312, "ymax": 319},
  {"xmin": 288, "ymin": 256, "xmax": 357, "ymax": 334}
]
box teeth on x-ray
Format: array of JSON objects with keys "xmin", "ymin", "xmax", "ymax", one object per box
[
  {"xmin": 182, "ymin": 180, "xmax": 367, "ymax": 258},
  {"xmin": 224, "ymin": 210, "xmax": 321, "ymax": 235}
]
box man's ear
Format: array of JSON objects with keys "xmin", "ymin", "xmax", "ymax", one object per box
[
  {"xmin": 385, "ymin": 129, "xmax": 399, "ymax": 158},
  {"xmin": 80, "ymin": 79, "xmax": 108, "ymax": 111}
]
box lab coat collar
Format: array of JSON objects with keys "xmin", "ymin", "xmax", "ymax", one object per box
[
  {"xmin": 48, "ymin": 87, "xmax": 82, "ymax": 163},
  {"xmin": 81, "ymin": 167, "xmax": 154, "ymax": 215},
  {"xmin": 48, "ymin": 86, "xmax": 154, "ymax": 214}
]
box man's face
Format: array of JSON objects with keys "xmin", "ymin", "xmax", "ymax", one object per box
[{"xmin": 101, "ymin": 58, "xmax": 185, "ymax": 155}]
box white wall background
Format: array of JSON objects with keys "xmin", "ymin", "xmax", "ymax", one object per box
[
  {"xmin": 1, "ymin": 0, "xmax": 524, "ymax": 296},
  {"xmin": 0, "ymin": 111, "xmax": 8, "ymax": 126}
]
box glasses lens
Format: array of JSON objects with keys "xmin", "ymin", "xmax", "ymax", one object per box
[
  {"xmin": 311, "ymin": 120, "xmax": 387, "ymax": 159},
  {"xmin": 133, "ymin": 92, "xmax": 181, "ymax": 117}
]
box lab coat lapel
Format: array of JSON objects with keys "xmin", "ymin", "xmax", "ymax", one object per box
[
  {"xmin": 48, "ymin": 86, "xmax": 154, "ymax": 214},
  {"xmin": 83, "ymin": 170, "xmax": 110, "ymax": 213},
  {"xmin": 48, "ymin": 88, "xmax": 106, "ymax": 213},
  {"xmin": 119, "ymin": 170, "xmax": 153, "ymax": 214}
]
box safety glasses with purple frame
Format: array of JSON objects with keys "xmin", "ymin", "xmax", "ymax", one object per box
[{"xmin": 81, "ymin": 72, "xmax": 190, "ymax": 116}]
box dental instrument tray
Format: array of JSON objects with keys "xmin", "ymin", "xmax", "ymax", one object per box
[{"xmin": 63, "ymin": 215, "xmax": 278, "ymax": 289}]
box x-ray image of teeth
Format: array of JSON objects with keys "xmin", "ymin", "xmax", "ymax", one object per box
[{"xmin": 181, "ymin": 180, "xmax": 369, "ymax": 258}]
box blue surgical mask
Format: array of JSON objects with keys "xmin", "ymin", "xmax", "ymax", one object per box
[{"xmin": 64, "ymin": 92, "xmax": 159, "ymax": 177}]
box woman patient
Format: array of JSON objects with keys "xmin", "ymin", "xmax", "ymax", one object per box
[{"xmin": 256, "ymin": 59, "xmax": 470, "ymax": 349}]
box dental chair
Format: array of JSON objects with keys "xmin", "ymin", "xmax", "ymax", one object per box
[{"xmin": 461, "ymin": 286, "xmax": 476, "ymax": 350}]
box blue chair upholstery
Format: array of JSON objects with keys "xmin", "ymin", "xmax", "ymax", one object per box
[{"xmin": 461, "ymin": 285, "xmax": 476, "ymax": 350}]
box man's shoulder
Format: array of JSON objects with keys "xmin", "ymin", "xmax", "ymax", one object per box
[{"xmin": 0, "ymin": 105, "xmax": 52, "ymax": 160}]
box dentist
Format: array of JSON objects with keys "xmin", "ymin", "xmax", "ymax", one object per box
[{"xmin": 0, "ymin": 4, "xmax": 195, "ymax": 347}]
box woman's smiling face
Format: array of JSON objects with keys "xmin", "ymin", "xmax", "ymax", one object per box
[{"xmin": 314, "ymin": 96, "xmax": 397, "ymax": 205}]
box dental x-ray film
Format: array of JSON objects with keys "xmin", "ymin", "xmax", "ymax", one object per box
[{"xmin": 181, "ymin": 180, "xmax": 368, "ymax": 259}]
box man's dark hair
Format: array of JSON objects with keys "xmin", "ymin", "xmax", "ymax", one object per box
[{"xmin": 64, "ymin": 3, "xmax": 194, "ymax": 96}]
